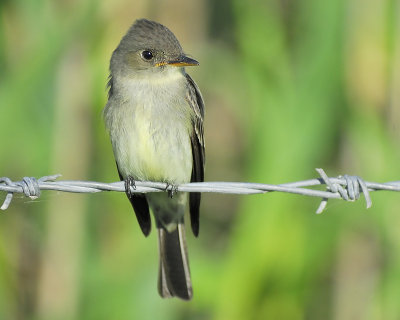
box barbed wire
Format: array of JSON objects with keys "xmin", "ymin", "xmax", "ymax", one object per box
[{"xmin": 1, "ymin": 169, "xmax": 399, "ymax": 213}]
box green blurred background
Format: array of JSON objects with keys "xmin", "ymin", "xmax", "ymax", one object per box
[{"xmin": 1, "ymin": 0, "xmax": 399, "ymax": 319}]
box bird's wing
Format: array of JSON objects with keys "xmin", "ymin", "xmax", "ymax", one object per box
[
  {"xmin": 185, "ymin": 73, "xmax": 205, "ymax": 237},
  {"xmin": 109, "ymin": 74, "xmax": 151, "ymax": 236}
]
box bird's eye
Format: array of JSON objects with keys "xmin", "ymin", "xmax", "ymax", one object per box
[{"xmin": 141, "ymin": 50, "xmax": 154, "ymax": 60}]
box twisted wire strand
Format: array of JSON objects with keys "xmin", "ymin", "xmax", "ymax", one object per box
[{"xmin": 1, "ymin": 169, "xmax": 399, "ymax": 212}]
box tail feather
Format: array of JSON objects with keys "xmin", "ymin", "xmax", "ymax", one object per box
[{"xmin": 157, "ymin": 224, "xmax": 192, "ymax": 300}]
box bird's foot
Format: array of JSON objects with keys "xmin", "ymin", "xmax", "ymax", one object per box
[
  {"xmin": 125, "ymin": 176, "xmax": 136, "ymax": 198},
  {"xmin": 165, "ymin": 183, "xmax": 178, "ymax": 198}
]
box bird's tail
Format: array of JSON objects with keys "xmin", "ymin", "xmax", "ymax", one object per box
[{"xmin": 157, "ymin": 223, "xmax": 192, "ymax": 300}]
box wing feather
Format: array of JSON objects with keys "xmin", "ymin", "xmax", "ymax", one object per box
[{"xmin": 185, "ymin": 73, "xmax": 205, "ymax": 237}]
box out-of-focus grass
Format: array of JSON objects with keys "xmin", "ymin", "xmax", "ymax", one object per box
[
  {"xmin": 0, "ymin": 0, "xmax": 399, "ymax": 319},
  {"xmin": 213, "ymin": 0, "xmax": 347, "ymax": 318},
  {"xmin": 210, "ymin": 0, "xmax": 400, "ymax": 319}
]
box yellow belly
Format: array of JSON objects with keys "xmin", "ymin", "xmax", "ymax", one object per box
[{"xmin": 112, "ymin": 103, "xmax": 193, "ymax": 184}]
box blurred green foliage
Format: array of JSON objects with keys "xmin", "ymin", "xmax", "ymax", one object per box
[{"xmin": 0, "ymin": 0, "xmax": 399, "ymax": 319}]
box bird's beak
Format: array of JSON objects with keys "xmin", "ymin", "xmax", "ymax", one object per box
[{"xmin": 166, "ymin": 56, "xmax": 199, "ymax": 67}]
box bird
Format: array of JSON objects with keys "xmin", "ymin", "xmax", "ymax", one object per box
[{"xmin": 103, "ymin": 19, "xmax": 205, "ymax": 300}]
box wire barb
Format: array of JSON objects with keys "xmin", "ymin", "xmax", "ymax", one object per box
[
  {"xmin": 0, "ymin": 175, "xmax": 61, "ymax": 210},
  {"xmin": 0, "ymin": 170, "xmax": 398, "ymax": 212},
  {"xmin": 315, "ymin": 169, "xmax": 372, "ymax": 214}
]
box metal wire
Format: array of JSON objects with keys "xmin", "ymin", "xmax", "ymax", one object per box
[{"xmin": 1, "ymin": 169, "xmax": 399, "ymax": 213}]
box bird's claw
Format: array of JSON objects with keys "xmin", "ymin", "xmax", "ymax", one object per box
[
  {"xmin": 165, "ymin": 183, "xmax": 178, "ymax": 198},
  {"xmin": 125, "ymin": 176, "xmax": 136, "ymax": 197}
]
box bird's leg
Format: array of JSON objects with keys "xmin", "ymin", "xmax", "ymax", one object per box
[
  {"xmin": 165, "ymin": 183, "xmax": 178, "ymax": 198},
  {"xmin": 125, "ymin": 175, "xmax": 136, "ymax": 198}
]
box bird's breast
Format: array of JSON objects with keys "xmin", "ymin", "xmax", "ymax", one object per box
[{"xmin": 106, "ymin": 73, "xmax": 193, "ymax": 184}]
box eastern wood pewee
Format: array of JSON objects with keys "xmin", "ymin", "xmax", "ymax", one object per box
[{"xmin": 103, "ymin": 19, "xmax": 205, "ymax": 300}]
